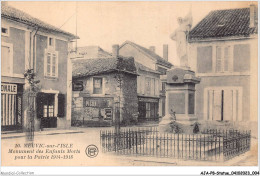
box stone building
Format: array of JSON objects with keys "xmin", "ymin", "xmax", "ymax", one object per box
[
  {"xmin": 1, "ymin": 3, "xmax": 78, "ymax": 131},
  {"xmin": 188, "ymin": 5, "xmax": 258, "ymax": 122},
  {"xmin": 119, "ymin": 41, "xmax": 173, "ymax": 121},
  {"xmin": 71, "ymin": 46, "xmax": 138, "ymax": 126}
]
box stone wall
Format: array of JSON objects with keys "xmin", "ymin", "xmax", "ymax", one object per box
[{"xmin": 72, "ymin": 71, "xmax": 138, "ymax": 126}]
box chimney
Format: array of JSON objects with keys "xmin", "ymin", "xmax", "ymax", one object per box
[
  {"xmin": 250, "ymin": 4, "xmax": 257, "ymax": 28},
  {"xmin": 149, "ymin": 46, "xmax": 155, "ymax": 53},
  {"xmin": 112, "ymin": 44, "xmax": 119, "ymax": 57},
  {"xmin": 163, "ymin": 44, "xmax": 168, "ymax": 61}
]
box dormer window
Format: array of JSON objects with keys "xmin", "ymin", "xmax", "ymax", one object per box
[
  {"xmin": 217, "ymin": 24, "xmax": 225, "ymax": 27},
  {"xmin": 1, "ymin": 27, "xmax": 9, "ymax": 36}
]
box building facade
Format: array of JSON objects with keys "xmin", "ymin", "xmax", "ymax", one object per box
[
  {"xmin": 188, "ymin": 5, "xmax": 258, "ymax": 122},
  {"xmin": 119, "ymin": 41, "xmax": 173, "ymax": 121},
  {"xmin": 1, "ymin": 3, "xmax": 77, "ymax": 131},
  {"xmin": 71, "ymin": 48, "xmax": 138, "ymax": 126}
]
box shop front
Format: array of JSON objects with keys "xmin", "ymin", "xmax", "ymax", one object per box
[
  {"xmin": 1, "ymin": 83, "xmax": 23, "ymax": 131},
  {"xmin": 83, "ymin": 97, "xmax": 114, "ymax": 126},
  {"xmin": 138, "ymin": 97, "xmax": 159, "ymax": 122},
  {"xmin": 36, "ymin": 92, "xmax": 65, "ymax": 129}
]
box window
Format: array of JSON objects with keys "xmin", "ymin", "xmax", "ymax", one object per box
[
  {"xmin": 40, "ymin": 94, "xmax": 55, "ymax": 118},
  {"xmin": 45, "ymin": 51, "xmax": 58, "ymax": 77},
  {"xmin": 93, "ymin": 78, "xmax": 103, "ymax": 94},
  {"xmin": 197, "ymin": 46, "xmax": 212, "ymax": 73},
  {"xmin": 48, "ymin": 37, "xmax": 54, "ymax": 47},
  {"xmin": 216, "ymin": 46, "xmax": 230, "ymax": 72},
  {"xmin": 151, "ymin": 78, "xmax": 155, "ymax": 95},
  {"xmin": 161, "ymin": 82, "xmax": 166, "ymax": 92},
  {"xmin": 43, "ymin": 105, "xmax": 54, "ymax": 117},
  {"xmin": 1, "ymin": 27, "xmax": 9, "ymax": 36},
  {"xmin": 145, "ymin": 77, "xmax": 151, "ymax": 95},
  {"xmin": 233, "ymin": 44, "xmax": 250, "ymax": 72},
  {"xmin": 1, "ymin": 43, "xmax": 13, "ymax": 76},
  {"xmin": 146, "ymin": 103, "xmax": 150, "ymax": 118},
  {"xmin": 155, "ymin": 79, "xmax": 159, "ymax": 96}
]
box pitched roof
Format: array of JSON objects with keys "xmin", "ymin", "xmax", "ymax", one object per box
[
  {"xmin": 189, "ymin": 8, "xmax": 258, "ymax": 41},
  {"xmin": 135, "ymin": 62, "xmax": 160, "ymax": 74},
  {"xmin": 1, "ymin": 4, "xmax": 78, "ymax": 39},
  {"xmin": 77, "ymin": 46, "xmax": 112, "ymax": 58},
  {"xmin": 120, "ymin": 41, "xmax": 173, "ymax": 68},
  {"xmin": 72, "ymin": 57, "xmax": 137, "ymax": 78}
]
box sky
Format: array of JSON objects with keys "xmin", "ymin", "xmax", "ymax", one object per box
[{"xmin": 8, "ymin": 1, "xmax": 255, "ymax": 65}]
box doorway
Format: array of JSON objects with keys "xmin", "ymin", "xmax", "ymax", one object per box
[
  {"xmin": 37, "ymin": 93, "xmax": 57, "ymax": 128},
  {"xmin": 205, "ymin": 87, "xmax": 242, "ymax": 121}
]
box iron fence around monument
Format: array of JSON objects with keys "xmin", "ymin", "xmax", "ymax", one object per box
[{"xmin": 100, "ymin": 127, "xmax": 251, "ymax": 161}]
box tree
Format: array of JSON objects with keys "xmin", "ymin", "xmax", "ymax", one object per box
[{"xmin": 24, "ymin": 69, "xmax": 40, "ymax": 141}]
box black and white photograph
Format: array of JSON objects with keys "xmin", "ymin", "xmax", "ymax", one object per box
[{"xmin": 0, "ymin": 1, "xmax": 259, "ymax": 174}]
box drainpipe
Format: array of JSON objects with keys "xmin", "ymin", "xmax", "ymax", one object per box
[
  {"xmin": 32, "ymin": 27, "xmax": 39, "ymax": 72},
  {"xmin": 27, "ymin": 26, "xmax": 39, "ymax": 134}
]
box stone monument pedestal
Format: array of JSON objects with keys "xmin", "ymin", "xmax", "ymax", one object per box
[{"xmin": 159, "ymin": 67, "xmax": 201, "ymax": 133}]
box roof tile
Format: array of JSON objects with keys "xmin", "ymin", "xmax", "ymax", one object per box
[
  {"xmin": 72, "ymin": 57, "xmax": 137, "ymax": 78},
  {"xmin": 189, "ymin": 8, "xmax": 258, "ymax": 41},
  {"xmin": 1, "ymin": 4, "xmax": 78, "ymax": 39}
]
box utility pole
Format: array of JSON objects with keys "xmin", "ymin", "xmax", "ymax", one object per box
[{"xmin": 114, "ymin": 58, "xmax": 123, "ymax": 135}]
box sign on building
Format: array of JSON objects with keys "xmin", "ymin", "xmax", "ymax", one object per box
[{"xmin": 1, "ymin": 83, "xmax": 17, "ymax": 94}]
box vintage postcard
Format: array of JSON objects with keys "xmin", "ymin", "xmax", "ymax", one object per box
[{"xmin": 1, "ymin": 0, "xmax": 259, "ymax": 174}]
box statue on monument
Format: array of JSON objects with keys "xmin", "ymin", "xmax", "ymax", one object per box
[{"xmin": 170, "ymin": 9, "xmax": 192, "ymax": 68}]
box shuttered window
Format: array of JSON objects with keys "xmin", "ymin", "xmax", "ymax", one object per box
[
  {"xmin": 197, "ymin": 46, "xmax": 212, "ymax": 73},
  {"xmin": 216, "ymin": 46, "xmax": 222, "ymax": 72},
  {"xmin": 216, "ymin": 46, "xmax": 230, "ymax": 72},
  {"xmin": 36, "ymin": 93, "xmax": 45, "ymax": 118},
  {"xmin": 151, "ymin": 78, "xmax": 155, "ymax": 96},
  {"xmin": 233, "ymin": 44, "xmax": 250, "ymax": 72},
  {"xmin": 145, "ymin": 77, "xmax": 151, "ymax": 95},
  {"xmin": 45, "ymin": 51, "xmax": 58, "ymax": 77},
  {"xmin": 1, "ymin": 43, "xmax": 13, "ymax": 76},
  {"xmin": 224, "ymin": 46, "xmax": 230, "ymax": 72}
]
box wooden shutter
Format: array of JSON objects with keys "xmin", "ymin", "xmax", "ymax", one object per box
[
  {"xmin": 197, "ymin": 46, "xmax": 212, "ymax": 73},
  {"xmin": 58, "ymin": 94, "xmax": 66, "ymax": 117},
  {"xmin": 216, "ymin": 46, "xmax": 222, "ymax": 72},
  {"xmin": 233, "ymin": 44, "xmax": 250, "ymax": 72},
  {"xmin": 224, "ymin": 46, "xmax": 230, "ymax": 72},
  {"xmin": 36, "ymin": 92, "xmax": 45, "ymax": 118}
]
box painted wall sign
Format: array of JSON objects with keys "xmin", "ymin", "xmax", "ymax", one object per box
[
  {"xmin": 1, "ymin": 83, "xmax": 17, "ymax": 94},
  {"xmin": 73, "ymin": 81, "xmax": 84, "ymax": 91},
  {"xmin": 104, "ymin": 108, "xmax": 112, "ymax": 119},
  {"xmin": 85, "ymin": 98, "xmax": 113, "ymax": 108},
  {"xmin": 138, "ymin": 97, "xmax": 159, "ymax": 103}
]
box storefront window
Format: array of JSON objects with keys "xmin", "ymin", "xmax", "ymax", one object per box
[{"xmin": 146, "ymin": 103, "xmax": 150, "ymax": 118}]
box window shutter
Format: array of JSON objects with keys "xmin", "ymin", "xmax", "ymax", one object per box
[
  {"xmin": 197, "ymin": 46, "xmax": 212, "ymax": 73},
  {"xmin": 36, "ymin": 92, "xmax": 45, "ymax": 118},
  {"xmin": 216, "ymin": 46, "xmax": 222, "ymax": 72},
  {"xmin": 224, "ymin": 46, "xmax": 230, "ymax": 72},
  {"xmin": 58, "ymin": 94, "xmax": 66, "ymax": 117},
  {"xmin": 233, "ymin": 44, "xmax": 250, "ymax": 72}
]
